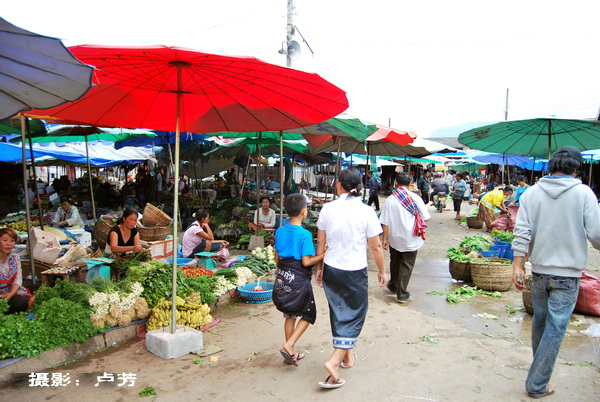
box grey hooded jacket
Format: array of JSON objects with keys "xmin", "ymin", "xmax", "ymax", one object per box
[{"xmin": 512, "ymin": 175, "xmax": 600, "ymax": 278}]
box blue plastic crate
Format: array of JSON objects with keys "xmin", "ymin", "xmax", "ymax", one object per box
[{"xmin": 237, "ymin": 282, "xmax": 274, "ymax": 304}]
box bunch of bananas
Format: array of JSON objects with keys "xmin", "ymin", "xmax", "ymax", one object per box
[{"xmin": 146, "ymin": 293, "xmax": 213, "ymax": 332}]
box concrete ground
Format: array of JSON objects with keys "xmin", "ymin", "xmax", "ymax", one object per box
[{"xmin": 5, "ymin": 199, "xmax": 600, "ymax": 401}]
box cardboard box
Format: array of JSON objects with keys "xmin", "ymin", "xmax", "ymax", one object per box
[
  {"xmin": 148, "ymin": 237, "xmax": 174, "ymax": 259},
  {"xmin": 30, "ymin": 228, "xmax": 61, "ymax": 265}
]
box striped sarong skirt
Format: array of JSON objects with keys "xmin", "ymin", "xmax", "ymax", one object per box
[{"xmin": 323, "ymin": 264, "xmax": 368, "ymax": 349}]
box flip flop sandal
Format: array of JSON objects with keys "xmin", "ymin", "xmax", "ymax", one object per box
[
  {"xmin": 528, "ymin": 386, "xmax": 555, "ymax": 399},
  {"xmin": 294, "ymin": 353, "xmax": 305, "ymax": 362},
  {"xmin": 279, "ymin": 349, "xmax": 298, "ymax": 366},
  {"xmin": 340, "ymin": 352, "xmax": 357, "ymax": 369},
  {"xmin": 318, "ymin": 375, "xmax": 345, "ymax": 389}
]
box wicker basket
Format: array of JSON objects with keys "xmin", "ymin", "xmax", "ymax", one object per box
[
  {"xmin": 470, "ymin": 258, "xmax": 513, "ymax": 291},
  {"xmin": 137, "ymin": 223, "xmax": 169, "ymax": 242},
  {"xmin": 522, "ymin": 288, "xmax": 534, "ymax": 315},
  {"xmin": 142, "ymin": 203, "xmax": 172, "ymax": 227},
  {"xmin": 95, "ymin": 215, "xmax": 117, "ymax": 250},
  {"xmin": 466, "ymin": 216, "xmax": 484, "ymax": 229},
  {"xmin": 449, "ymin": 259, "xmax": 472, "ymax": 283}
]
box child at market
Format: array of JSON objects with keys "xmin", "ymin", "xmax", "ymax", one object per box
[{"xmin": 273, "ymin": 193, "xmax": 325, "ymax": 366}]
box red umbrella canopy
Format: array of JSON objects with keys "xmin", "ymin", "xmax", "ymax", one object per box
[
  {"xmin": 367, "ymin": 125, "xmax": 416, "ymax": 145},
  {"xmin": 25, "ymin": 45, "xmax": 348, "ymax": 133}
]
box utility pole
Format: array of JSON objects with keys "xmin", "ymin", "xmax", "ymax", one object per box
[
  {"xmin": 286, "ymin": 0, "xmax": 294, "ymax": 67},
  {"xmin": 504, "ymin": 88, "xmax": 509, "ymax": 121}
]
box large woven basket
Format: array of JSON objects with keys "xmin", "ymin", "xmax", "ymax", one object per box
[
  {"xmin": 466, "ymin": 216, "xmax": 484, "ymax": 229},
  {"xmin": 522, "ymin": 288, "xmax": 534, "ymax": 315},
  {"xmin": 449, "ymin": 259, "xmax": 472, "ymax": 283},
  {"xmin": 95, "ymin": 215, "xmax": 117, "ymax": 250},
  {"xmin": 137, "ymin": 223, "xmax": 169, "ymax": 242},
  {"xmin": 142, "ymin": 203, "xmax": 172, "ymax": 227},
  {"xmin": 470, "ymin": 258, "xmax": 513, "ymax": 291}
]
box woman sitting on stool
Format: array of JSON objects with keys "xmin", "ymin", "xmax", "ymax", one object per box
[
  {"xmin": 0, "ymin": 228, "xmax": 35, "ymax": 314},
  {"xmin": 249, "ymin": 197, "xmax": 276, "ymax": 231},
  {"xmin": 182, "ymin": 209, "xmax": 229, "ymax": 258}
]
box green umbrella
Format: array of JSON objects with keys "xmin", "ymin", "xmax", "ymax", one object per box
[
  {"xmin": 458, "ymin": 118, "xmax": 600, "ymax": 159},
  {"xmin": 205, "ymin": 137, "xmax": 308, "ymax": 157}
]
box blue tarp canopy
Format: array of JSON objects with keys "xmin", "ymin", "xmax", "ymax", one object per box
[
  {"xmin": 473, "ymin": 153, "xmax": 531, "ymax": 166},
  {"xmin": 114, "ymin": 131, "xmax": 211, "ymax": 149},
  {"xmin": 0, "ymin": 142, "xmax": 147, "ymax": 166}
]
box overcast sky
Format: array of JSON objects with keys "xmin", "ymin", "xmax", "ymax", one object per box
[{"xmin": 4, "ymin": 0, "xmax": 600, "ymax": 137}]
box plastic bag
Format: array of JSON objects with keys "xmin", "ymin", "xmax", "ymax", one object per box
[
  {"xmin": 575, "ymin": 271, "xmax": 600, "ymax": 317},
  {"xmin": 491, "ymin": 212, "xmax": 514, "ymax": 231},
  {"xmin": 581, "ymin": 324, "xmax": 600, "ymax": 337}
]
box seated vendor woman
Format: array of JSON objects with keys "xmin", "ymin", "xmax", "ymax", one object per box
[
  {"xmin": 248, "ymin": 197, "xmax": 276, "ymax": 231},
  {"xmin": 105, "ymin": 208, "xmax": 145, "ymax": 255},
  {"xmin": 182, "ymin": 209, "xmax": 229, "ymax": 258},
  {"xmin": 53, "ymin": 197, "xmax": 84, "ymax": 227},
  {"xmin": 0, "ymin": 228, "xmax": 34, "ymax": 314}
]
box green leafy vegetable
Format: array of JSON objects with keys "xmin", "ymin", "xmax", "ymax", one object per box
[
  {"xmin": 492, "ymin": 230, "xmax": 515, "ymax": 243},
  {"xmin": 139, "ymin": 386, "xmax": 157, "ymax": 397}
]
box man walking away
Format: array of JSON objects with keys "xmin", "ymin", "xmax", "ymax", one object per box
[
  {"xmin": 367, "ymin": 171, "xmax": 380, "ymax": 211},
  {"xmin": 380, "ymin": 173, "xmax": 430, "ymax": 303},
  {"xmin": 417, "ymin": 171, "xmax": 431, "ymax": 205},
  {"xmin": 512, "ymin": 146, "xmax": 600, "ymax": 399}
]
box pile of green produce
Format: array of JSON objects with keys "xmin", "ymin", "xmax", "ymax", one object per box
[
  {"xmin": 446, "ymin": 247, "xmax": 476, "ymax": 262},
  {"xmin": 492, "ymin": 230, "xmax": 515, "ymax": 243},
  {"xmin": 459, "ymin": 234, "xmax": 494, "ymax": 251},
  {"xmin": 428, "ymin": 285, "xmax": 502, "ymax": 303},
  {"xmin": 236, "ymin": 230, "xmax": 274, "ymax": 249},
  {"xmin": 138, "ymin": 260, "xmax": 215, "ymax": 307},
  {"xmin": 0, "ymin": 282, "xmax": 104, "ymax": 359}
]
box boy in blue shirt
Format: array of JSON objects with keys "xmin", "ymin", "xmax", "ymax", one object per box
[{"xmin": 274, "ymin": 194, "xmax": 325, "ymax": 366}]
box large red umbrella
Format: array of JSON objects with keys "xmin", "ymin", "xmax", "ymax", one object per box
[
  {"xmin": 26, "ymin": 45, "xmax": 348, "ymax": 333},
  {"xmin": 27, "ymin": 45, "xmax": 348, "ymax": 132}
]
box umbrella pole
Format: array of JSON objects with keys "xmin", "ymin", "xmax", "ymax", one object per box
[
  {"xmin": 85, "ymin": 136, "xmax": 97, "ymax": 223},
  {"xmin": 171, "ymin": 66, "xmax": 183, "ymax": 334},
  {"xmin": 333, "ymin": 136, "xmax": 342, "ymax": 200},
  {"xmin": 589, "ymin": 159, "xmax": 593, "ymax": 186},
  {"xmin": 547, "ymin": 121, "xmax": 552, "ymax": 160},
  {"xmin": 255, "ymin": 133, "xmax": 262, "ymax": 235},
  {"xmin": 530, "ymin": 157, "xmax": 536, "ymax": 183},
  {"xmin": 20, "ymin": 116, "xmax": 35, "ymax": 284},
  {"xmin": 364, "ymin": 142, "xmax": 369, "ymax": 201},
  {"xmin": 279, "ymin": 131, "xmax": 284, "ymax": 227},
  {"xmin": 25, "ymin": 118, "xmax": 44, "ymax": 231},
  {"xmin": 241, "ymin": 156, "xmax": 251, "ymax": 202},
  {"xmin": 324, "ymin": 165, "xmax": 330, "ymax": 201}
]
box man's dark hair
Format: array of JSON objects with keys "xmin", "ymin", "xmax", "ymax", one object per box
[
  {"xmin": 503, "ymin": 186, "xmax": 513, "ymax": 194},
  {"xmin": 284, "ymin": 193, "xmax": 306, "ymax": 217},
  {"xmin": 516, "ymin": 175, "xmax": 527, "ymax": 184},
  {"xmin": 548, "ymin": 147, "xmax": 582, "ymax": 175},
  {"xmin": 396, "ymin": 172, "xmax": 412, "ymax": 186},
  {"xmin": 455, "ymin": 172, "xmax": 464, "ymax": 180}
]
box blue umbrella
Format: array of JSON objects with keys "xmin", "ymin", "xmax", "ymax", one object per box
[{"xmin": 473, "ymin": 153, "xmax": 531, "ymax": 166}]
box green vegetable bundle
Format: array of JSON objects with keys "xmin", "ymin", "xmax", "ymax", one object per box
[
  {"xmin": 238, "ymin": 255, "xmax": 275, "ymax": 276},
  {"xmin": 459, "ymin": 234, "xmax": 493, "ymax": 250},
  {"xmin": 492, "ymin": 230, "xmax": 515, "ymax": 243},
  {"xmin": 446, "ymin": 247, "xmax": 471, "ymax": 262}
]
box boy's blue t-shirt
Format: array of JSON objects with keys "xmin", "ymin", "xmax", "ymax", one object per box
[{"xmin": 275, "ymin": 224, "xmax": 315, "ymax": 260}]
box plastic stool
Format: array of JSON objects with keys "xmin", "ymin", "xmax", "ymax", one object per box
[{"xmin": 195, "ymin": 251, "xmax": 218, "ymax": 270}]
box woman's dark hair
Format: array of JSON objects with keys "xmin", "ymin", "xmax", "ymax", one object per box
[
  {"xmin": 193, "ymin": 209, "xmax": 209, "ymax": 222},
  {"xmin": 60, "ymin": 197, "xmax": 72, "ymax": 204},
  {"xmin": 117, "ymin": 208, "xmax": 138, "ymax": 224},
  {"xmin": 0, "ymin": 227, "xmax": 18, "ymax": 242},
  {"xmin": 455, "ymin": 172, "xmax": 464, "ymax": 180},
  {"xmin": 396, "ymin": 173, "xmax": 412, "ymax": 186},
  {"xmin": 259, "ymin": 197, "xmax": 271, "ymax": 205},
  {"xmin": 503, "ymin": 186, "xmax": 514, "ymax": 194},
  {"xmin": 338, "ymin": 169, "xmax": 363, "ymax": 197},
  {"xmin": 516, "ymin": 175, "xmax": 527, "ymax": 184}
]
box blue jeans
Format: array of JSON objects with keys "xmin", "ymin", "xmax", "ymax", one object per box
[{"xmin": 526, "ymin": 273, "xmax": 580, "ymax": 396}]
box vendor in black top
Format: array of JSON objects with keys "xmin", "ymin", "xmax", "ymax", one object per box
[
  {"xmin": 104, "ymin": 209, "xmax": 151, "ymax": 272},
  {"xmin": 105, "ymin": 208, "xmax": 144, "ymax": 255}
]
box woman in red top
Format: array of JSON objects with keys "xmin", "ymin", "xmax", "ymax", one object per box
[{"xmin": 0, "ymin": 228, "xmax": 34, "ymax": 314}]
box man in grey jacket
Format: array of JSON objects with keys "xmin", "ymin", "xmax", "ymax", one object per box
[{"xmin": 512, "ymin": 146, "xmax": 600, "ymax": 399}]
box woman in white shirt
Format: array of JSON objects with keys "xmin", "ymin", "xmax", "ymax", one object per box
[
  {"xmin": 53, "ymin": 197, "xmax": 84, "ymax": 227},
  {"xmin": 315, "ymin": 169, "xmax": 387, "ymax": 389},
  {"xmin": 248, "ymin": 197, "xmax": 276, "ymax": 231}
]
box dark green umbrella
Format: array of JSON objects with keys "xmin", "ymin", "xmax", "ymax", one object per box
[{"xmin": 458, "ymin": 118, "xmax": 600, "ymax": 159}]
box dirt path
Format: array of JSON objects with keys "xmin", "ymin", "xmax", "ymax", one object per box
[{"xmin": 5, "ymin": 201, "xmax": 600, "ymax": 401}]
